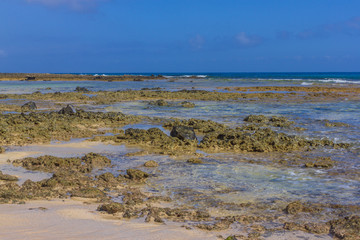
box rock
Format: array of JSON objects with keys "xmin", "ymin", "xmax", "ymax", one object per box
[
  {"xmin": 21, "ymin": 101, "xmax": 37, "ymax": 111},
  {"xmin": 329, "ymin": 216, "xmax": 360, "ymax": 239},
  {"xmin": 304, "ymin": 157, "xmax": 335, "ymax": 168},
  {"xmin": 170, "ymin": 126, "xmax": 197, "ymax": 141},
  {"xmin": 97, "ymin": 202, "xmax": 125, "ymax": 214},
  {"xmin": 285, "ymin": 201, "xmax": 304, "ymax": 214},
  {"xmin": 126, "ymin": 169, "xmax": 149, "ymax": 180},
  {"xmin": 304, "ymin": 222, "xmax": 330, "ymax": 234},
  {"xmin": 0, "ymin": 171, "xmax": 18, "ymax": 181},
  {"xmin": 180, "ymin": 101, "xmax": 195, "ymax": 108},
  {"xmin": 149, "ymin": 100, "xmax": 169, "ymax": 106},
  {"xmin": 0, "ymin": 146, "xmax": 4, "ymax": 154},
  {"xmin": 187, "ymin": 158, "xmax": 203, "ymax": 164},
  {"xmin": 81, "ymin": 152, "xmax": 111, "ymax": 169},
  {"xmin": 75, "ymin": 86, "xmax": 89, "ymax": 92},
  {"xmin": 58, "ymin": 104, "xmax": 76, "ymax": 114},
  {"xmin": 144, "ymin": 160, "xmax": 159, "ymax": 167},
  {"xmin": 70, "ymin": 187, "xmax": 105, "ymax": 198}
]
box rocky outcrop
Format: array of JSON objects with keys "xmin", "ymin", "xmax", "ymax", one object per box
[
  {"xmin": 170, "ymin": 126, "xmax": 197, "ymax": 141},
  {"xmin": 21, "ymin": 101, "xmax": 37, "ymax": 111},
  {"xmin": 58, "ymin": 104, "xmax": 76, "ymax": 114}
]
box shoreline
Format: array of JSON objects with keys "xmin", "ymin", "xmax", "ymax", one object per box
[
  {"xmin": 0, "ymin": 198, "xmax": 330, "ymax": 240},
  {"xmin": 0, "ymin": 79, "xmax": 359, "ymax": 239},
  {"xmin": 0, "ymin": 73, "xmax": 165, "ymax": 82}
]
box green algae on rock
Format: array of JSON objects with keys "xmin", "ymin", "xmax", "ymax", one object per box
[
  {"xmin": 187, "ymin": 158, "xmax": 203, "ymax": 164},
  {"xmin": 0, "ymin": 171, "xmax": 18, "ymax": 181},
  {"xmin": 244, "ymin": 115, "xmax": 294, "ymax": 128},
  {"xmin": 143, "ymin": 160, "xmax": 159, "ymax": 167},
  {"xmin": 12, "ymin": 153, "xmax": 111, "ymax": 173},
  {"xmin": 163, "ymin": 118, "xmax": 227, "ymax": 134},
  {"xmin": 0, "ymin": 111, "xmax": 142, "ymax": 145},
  {"xmin": 91, "ymin": 127, "xmax": 198, "ymax": 155},
  {"xmin": 125, "ymin": 169, "xmax": 149, "ymax": 181},
  {"xmin": 199, "ymin": 127, "xmax": 349, "ymax": 153},
  {"xmin": 180, "ymin": 101, "xmax": 195, "ymax": 108}
]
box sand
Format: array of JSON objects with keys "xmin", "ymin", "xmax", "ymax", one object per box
[
  {"xmin": 0, "ymin": 198, "xmax": 333, "ymax": 240},
  {"xmin": 0, "ymin": 199, "xmax": 221, "ymax": 240}
]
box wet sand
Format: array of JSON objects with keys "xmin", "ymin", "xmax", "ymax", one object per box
[
  {"xmin": 0, "ymin": 199, "xmax": 332, "ymax": 240},
  {"xmin": 0, "ymin": 199, "xmax": 220, "ymax": 240}
]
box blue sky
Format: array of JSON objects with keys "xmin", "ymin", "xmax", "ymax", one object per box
[{"xmin": 0, "ymin": 0, "xmax": 359, "ymax": 73}]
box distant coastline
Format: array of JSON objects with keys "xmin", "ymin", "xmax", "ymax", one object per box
[{"xmin": 0, "ymin": 73, "xmax": 165, "ymax": 82}]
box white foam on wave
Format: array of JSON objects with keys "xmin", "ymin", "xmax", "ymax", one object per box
[
  {"xmin": 319, "ymin": 79, "xmax": 359, "ymax": 84},
  {"xmin": 301, "ymin": 82, "xmax": 313, "ymax": 86}
]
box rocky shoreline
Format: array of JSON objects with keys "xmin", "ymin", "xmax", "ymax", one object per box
[
  {"xmin": 0, "ymin": 84, "xmax": 359, "ymax": 239},
  {"xmin": 0, "ymin": 73, "xmax": 165, "ymax": 82}
]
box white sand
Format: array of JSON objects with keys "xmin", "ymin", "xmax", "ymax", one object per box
[
  {"xmin": 0, "ymin": 199, "xmax": 333, "ymax": 240},
  {"xmin": 0, "ymin": 199, "xmax": 221, "ymax": 240}
]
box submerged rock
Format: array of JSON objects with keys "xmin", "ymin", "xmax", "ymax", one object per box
[
  {"xmin": 285, "ymin": 201, "xmax": 304, "ymax": 214},
  {"xmin": 58, "ymin": 104, "xmax": 76, "ymax": 114},
  {"xmin": 149, "ymin": 100, "xmax": 169, "ymax": 106},
  {"xmin": 180, "ymin": 101, "xmax": 195, "ymax": 108},
  {"xmin": 304, "ymin": 157, "xmax": 335, "ymax": 168},
  {"xmin": 21, "ymin": 101, "xmax": 37, "ymax": 111},
  {"xmin": 75, "ymin": 86, "xmax": 89, "ymax": 92},
  {"xmin": 170, "ymin": 126, "xmax": 197, "ymax": 141},
  {"xmin": 330, "ymin": 216, "xmax": 360, "ymax": 239}
]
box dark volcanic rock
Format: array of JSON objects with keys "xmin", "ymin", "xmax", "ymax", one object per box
[
  {"xmin": 21, "ymin": 101, "xmax": 37, "ymax": 111},
  {"xmin": 58, "ymin": 104, "xmax": 76, "ymax": 114},
  {"xmin": 170, "ymin": 126, "xmax": 197, "ymax": 141}
]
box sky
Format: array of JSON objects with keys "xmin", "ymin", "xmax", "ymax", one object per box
[{"xmin": 0, "ymin": 0, "xmax": 360, "ymax": 73}]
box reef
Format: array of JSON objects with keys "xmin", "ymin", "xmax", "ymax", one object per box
[
  {"xmin": 91, "ymin": 127, "xmax": 198, "ymax": 155},
  {"xmin": 0, "ymin": 110, "xmax": 143, "ymax": 145},
  {"xmin": 199, "ymin": 126, "xmax": 348, "ymax": 153},
  {"xmin": 0, "ymin": 73, "xmax": 165, "ymax": 82}
]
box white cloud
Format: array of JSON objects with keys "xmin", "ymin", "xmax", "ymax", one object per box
[
  {"xmin": 235, "ymin": 32, "xmax": 263, "ymax": 47},
  {"xmin": 25, "ymin": 0, "xmax": 110, "ymax": 11}
]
